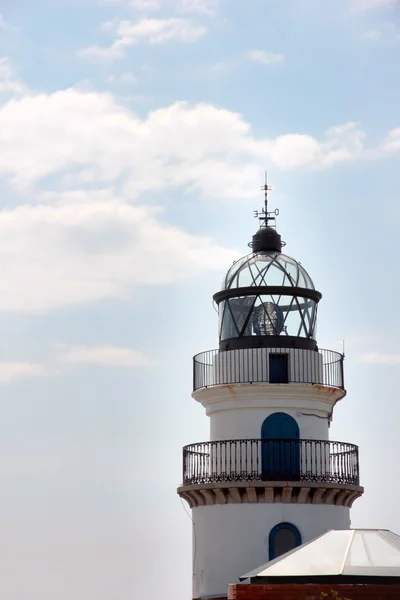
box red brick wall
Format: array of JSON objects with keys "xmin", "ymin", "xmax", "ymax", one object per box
[{"xmin": 228, "ymin": 583, "xmax": 400, "ymax": 600}]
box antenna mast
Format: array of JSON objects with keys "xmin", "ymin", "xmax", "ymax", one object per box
[
  {"xmin": 263, "ymin": 170, "xmax": 270, "ymax": 217},
  {"xmin": 254, "ymin": 171, "xmax": 279, "ymax": 229}
]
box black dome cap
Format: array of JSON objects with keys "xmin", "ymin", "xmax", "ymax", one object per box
[{"xmin": 251, "ymin": 226, "xmax": 282, "ymax": 252}]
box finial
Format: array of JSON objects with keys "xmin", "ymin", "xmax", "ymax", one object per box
[
  {"xmin": 254, "ymin": 171, "xmax": 279, "ymax": 230},
  {"xmin": 250, "ymin": 172, "xmax": 284, "ymax": 252}
]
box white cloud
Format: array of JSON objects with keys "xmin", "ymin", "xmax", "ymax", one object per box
[
  {"xmin": 106, "ymin": 72, "xmax": 138, "ymax": 84},
  {"xmin": 0, "ymin": 88, "xmax": 397, "ymax": 312},
  {"xmin": 357, "ymin": 352, "xmax": 400, "ymax": 364},
  {"xmin": 207, "ymin": 61, "xmax": 226, "ymax": 73},
  {"xmin": 130, "ymin": 0, "xmax": 162, "ymax": 9},
  {"xmin": 179, "ymin": 0, "xmax": 218, "ymax": 15},
  {"xmin": 0, "ymin": 91, "xmax": 255, "ymax": 190},
  {"xmin": 77, "ymin": 44, "xmax": 124, "ymax": 61},
  {"xmin": 0, "ymin": 13, "xmax": 7, "ymax": 28},
  {"xmin": 100, "ymin": 18, "xmax": 119, "ymax": 32},
  {"xmin": 0, "ymin": 200, "xmax": 235, "ymax": 312},
  {"xmin": 375, "ymin": 127, "xmax": 400, "ymax": 154},
  {"xmin": 361, "ymin": 29, "xmax": 382, "ymax": 40},
  {"xmin": 79, "ymin": 18, "xmax": 207, "ymax": 59},
  {"xmin": 0, "ymin": 345, "xmax": 151, "ymax": 381},
  {"xmin": 56, "ymin": 343, "xmax": 151, "ymax": 366},
  {"xmin": 0, "ymin": 90, "xmax": 396, "ymax": 192},
  {"xmin": 320, "ymin": 122, "xmax": 366, "ymax": 166},
  {"xmin": 352, "ymin": 0, "xmax": 399, "ymax": 10},
  {"xmin": 0, "ymin": 362, "xmax": 48, "ymax": 383},
  {"xmin": 115, "ymin": 16, "xmax": 207, "ymax": 44},
  {"xmin": 101, "ymin": 0, "xmax": 218, "ymax": 10},
  {"xmin": 0, "ymin": 57, "xmax": 26, "ymax": 95},
  {"xmin": 101, "ymin": 0, "xmax": 162, "ymax": 7},
  {"xmin": 247, "ymin": 49, "xmax": 285, "ymax": 66}
]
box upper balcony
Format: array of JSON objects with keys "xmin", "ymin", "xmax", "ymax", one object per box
[{"xmin": 193, "ymin": 347, "xmax": 344, "ymax": 393}]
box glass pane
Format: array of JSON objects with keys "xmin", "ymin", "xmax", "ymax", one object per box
[
  {"xmin": 223, "ymin": 252, "xmax": 315, "ymax": 291},
  {"xmin": 279, "ymin": 296, "xmax": 316, "ymax": 339},
  {"xmin": 222, "ymin": 255, "xmax": 249, "ymax": 289},
  {"xmin": 381, "ymin": 531, "xmax": 400, "ymax": 548},
  {"xmin": 228, "ymin": 297, "xmax": 255, "ymax": 336},
  {"xmin": 264, "ymin": 530, "xmax": 352, "ymax": 576},
  {"xmin": 347, "ymin": 531, "xmax": 400, "ymax": 569},
  {"xmin": 220, "ymin": 302, "xmax": 238, "ymax": 340},
  {"xmin": 218, "ymin": 300, "xmax": 225, "ymax": 335},
  {"xmin": 219, "ymin": 294, "xmax": 317, "ymax": 340}
]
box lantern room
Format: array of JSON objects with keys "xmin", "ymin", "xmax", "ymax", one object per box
[{"xmin": 215, "ymin": 250, "xmax": 321, "ymax": 351}]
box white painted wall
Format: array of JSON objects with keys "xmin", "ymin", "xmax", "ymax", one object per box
[
  {"xmin": 193, "ymin": 383, "xmax": 338, "ymax": 442},
  {"xmin": 192, "ymin": 503, "xmax": 351, "ymax": 599},
  {"xmin": 188, "ymin": 351, "xmax": 349, "ymax": 598},
  {"xmin": 209, "ymin": 404, "xmax": 329, "ymax": 441}
]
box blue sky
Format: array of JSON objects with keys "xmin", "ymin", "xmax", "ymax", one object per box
[{"xmin": 0, "ymin": 0, "xmax": 399, "ymax": 598}]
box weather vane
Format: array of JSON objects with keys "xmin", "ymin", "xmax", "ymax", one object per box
[{"xmin": 254, "ymin": 171, "xmax": 279, "ymax": 229}]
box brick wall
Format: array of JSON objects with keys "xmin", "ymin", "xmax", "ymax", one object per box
[{"xmin": 228, "ymin": 583, "xmax": 400, "ymax": 600}]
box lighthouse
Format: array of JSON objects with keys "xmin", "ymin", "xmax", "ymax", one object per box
[{"xmin": 178, "ymin": 182, "xmax": 364, "ymax": 600}]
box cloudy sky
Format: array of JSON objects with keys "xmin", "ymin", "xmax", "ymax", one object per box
[{"xmin": 0, "ymin": 0, "xmax": 399, "ymax": 598}]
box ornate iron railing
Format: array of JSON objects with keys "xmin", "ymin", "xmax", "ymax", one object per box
[
  {"xmin": 193, "ymin": 347, "xmax": 344, "ymax": 392},
  {"xmin": 182, "ymin": 439, "xmax": 359, "ymax": 487}
]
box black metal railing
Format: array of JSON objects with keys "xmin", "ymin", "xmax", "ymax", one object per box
[
  {"xmin": 193, "ymin": 347, "xmax": 344, "ymax": 392},
  {"xmin": 182, "ymin": 439, "xmax": 359, "ymax": 486}
]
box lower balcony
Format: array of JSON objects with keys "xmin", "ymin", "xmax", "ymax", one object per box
[{"xmin": 178, "ymin": 439, "xmax": 363, "ymax": 508}]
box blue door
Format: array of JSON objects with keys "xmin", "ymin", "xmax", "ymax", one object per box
[
  {"xmin": 261, "ymin": 413, "xmax": 300, "ymax": 481},
  {"xmin": 269, "ymin": 354, "xmax": 288, "ymax": 383}
]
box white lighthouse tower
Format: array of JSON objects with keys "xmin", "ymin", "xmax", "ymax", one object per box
[{"xmin": 178, "ymin": 182, "xmax": 364, "ymax": 600}]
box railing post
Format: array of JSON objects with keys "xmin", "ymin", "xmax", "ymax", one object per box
[
  {"xmin": 182, "ymin": 447, "xmax": 187, "ymax": 485},
  {"xmin": 340, "ymin": 354, "xmax": 345, "ymax": 390}
]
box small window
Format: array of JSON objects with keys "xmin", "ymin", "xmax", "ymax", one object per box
[
  {"xmin": 269, "ymin": 523, "xmax": 302, "ymax": 560},
  {"xmin": 269, "ymin": 354, "xmax": 288, "ymax": 383}
]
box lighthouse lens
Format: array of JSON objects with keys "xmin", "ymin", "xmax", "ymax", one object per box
[{"xmin": 253, "ymin": 302, "xmax": 284, "ymax": 336}]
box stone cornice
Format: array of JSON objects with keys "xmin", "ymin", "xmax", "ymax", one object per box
[
  {"xmin": 192, "ymin": 383, "xmax": 345, "ymax": 416},
  {"xmin": 178, "ymin": 481, "xmax": 363, "ymax": 509}
]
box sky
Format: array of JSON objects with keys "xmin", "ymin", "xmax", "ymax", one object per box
[{"xmin": 0, "ymin": 0, "xmax": 399, "ymax": 598}]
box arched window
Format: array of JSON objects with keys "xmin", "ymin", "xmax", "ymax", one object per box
[{"xmin": 269, "ymin": 522, "xmax": 302, "ymax": 560}]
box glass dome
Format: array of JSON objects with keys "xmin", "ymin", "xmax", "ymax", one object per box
[
  {"xmin": 216, "ymin": 251, "xmax": 320, "ymax": 348},
  {"xmin": 222, "ymin": 252, "xmax": 315, "ymax": 291}
]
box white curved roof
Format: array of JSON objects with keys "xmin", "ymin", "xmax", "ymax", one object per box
[{"xmin": 241, "ymin": 529, "xmax": 400, "ymax": 580}]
